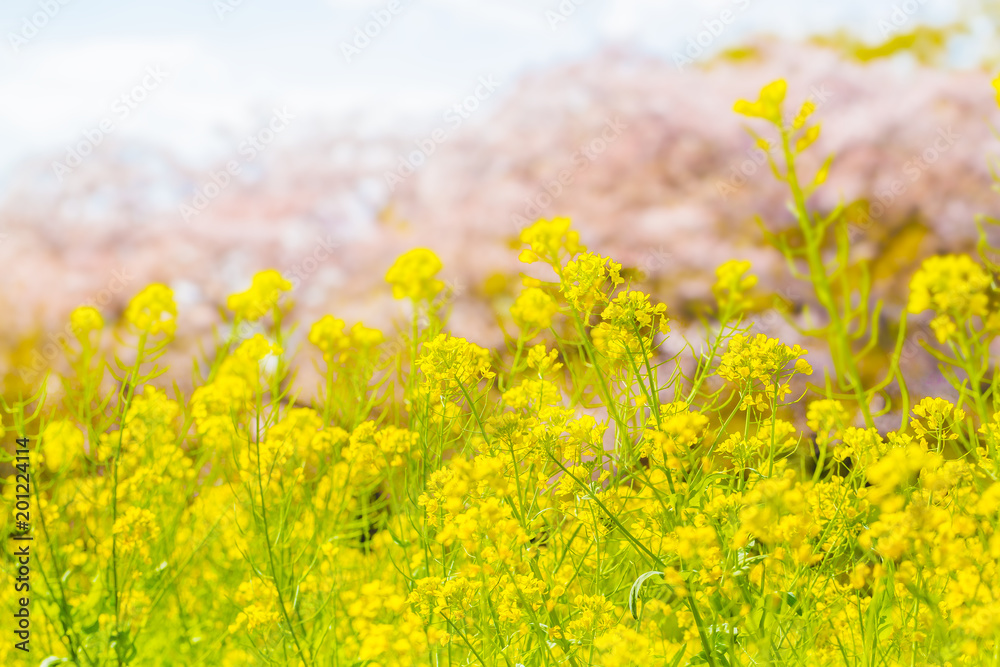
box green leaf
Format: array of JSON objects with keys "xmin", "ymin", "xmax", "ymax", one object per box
[{"xmin": 628, "ymin": 570, "xmax": 664, "ymax": 620}]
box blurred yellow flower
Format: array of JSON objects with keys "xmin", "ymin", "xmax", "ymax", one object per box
[
  {"xmin": 111, "ymin": 506, "xmax": 160, "ymax": 563},
  {"xmin": 560, "ymin": 252, "xmax": 623, "ymax": 312},
  {"xmin": 41, "ymin": 419, "xmax": 84, "ymax": 472},
  {"xmin": 510, "ymin": 286, "xmax": 558, "ymax": 332},
  {"xmin": 418, "ymin": 333, "xmax": 494, "ymax": 394},
  {"xmin": 70, "ymin": 306, "xmax": 104, "ymax": 337},
  {"xmin": 125, "ymin": 283, "xmax": 177, "ymax": 337},
  {"xmin": 309, "ymin": 315, "xmax": 383, "ymax": 364},
  {"xmin": 713, "ymin": 259, "xmax": 757, "ymax": 313},
  {"xmin": 227, "ymin": 269, "xmax": 292, "ymax": 321},
  {"xmin": 907, "ymin": 254, "xmax": 990, "ymax": 343},
  {"xmin": 733, "ymin": 79, "xmax": 787, "ymax": 124},
  {"xmin": 518, "ymin": 216, "xmax": 585, "ymax": 266},
  {"xmin": 385, "ymin": 248, "xmax": 444, "ymax": 301}
]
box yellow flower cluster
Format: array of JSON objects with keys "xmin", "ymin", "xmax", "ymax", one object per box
[
  {"xmin": 124, "ymin": 283, "xmax": 177, "ymax": 337},
  {"xmin": 418, "ymin": 454, "xmax": 512, "ymax": 527},
  {"xmin": 713, "ymin": 259, "xmax": 757, "ymax": 313},
  {"xmin": 15, "ymin": 147, "xmax": 1000, "ymax": 667},
  {"xmin": 227, "ymin": 269, "xmax": 293, "ymax": 322},
  {"xmin": 511, "ymin": 285, "xmax": 559, "ymax": 333},
  {"xmin": 190, "ymin": 334, "xmax": 281, "ymax": 449},
  {"xmin": 518, "ymin": 216, "xmax": 585, "ymax": 266},
  {"xmin": 717, "ymin": 418, "xmax": 797, "ymax": 469},
  {"xmin": 527, "ymin": 344, "xmax": 562, "ymax": 374},
  {"xmin": 70, "ymin": 305, "xmax": 104, "ymax": 340},
  {"xmin": 593, "ymin": 290, "xmax": 670, "ymax": 361},
  {"xmin": 560, "ymin": 252, "xmax": 623, "ymax": 313},
  {"xmin": 417, "ymin": 333, "xmax": 495, "ymax": 395},
  {"xmin": 40, "ymin": 419, "xmax": 84, "ymax": 472},
  {"xmin": 806, "ymin": 398, "xmax": 848, "ymax": 446},
  {"xmin": 642, "ymin": 402, "xmax": 709, "ymax": 469},
  {"xmin": 907, "ymin": 254, "xmax": 993, "ymax": 342},
  {"xmin": 833, "ymin": 426, "xmax": 887, "ymax": 469},
  {"xmin": 718, "ymin": 333, "xmax": 811, "ymax": 410},
  {"xmin": 308, "ymin": 314, "xmax": 383, "ymax": 364},
  {"xmin": 227, "ymin": 579, "xmax": 281, "ymax": 635},
  {"xmin": 408, "ymin": 575, "xmax": 480, "ymax": 623},
  {"xmin": 736, "ymin": 469, "xmax": 820, "ymax": 562},
  {"xmin": 733, "ymin": 78, "xmax": 787, "ymax": 124},
  {"xmin": 343, "ymin": 421, "xmax": 421, "ymax": 475},
  {"xmin": 385, "ymin": 247, "xmax": 444, "ymax": 301},
  {"xmin": 566, "ymin": 594, "xmax": 616, "ymax": 639},
  {"xmin": 110, "ymin": 506, "xmax": 160, "ymax": 563},
  {"xmin": 239, "ymin": 407, "xmax": 323, "ymax": 483},
  {"xmin": 911, "ymin": 396, "xmax": 965, "ymax": 448},
  {"xmin": 734, "ymin": 78, "xmax": 822, "ymax": 155}
]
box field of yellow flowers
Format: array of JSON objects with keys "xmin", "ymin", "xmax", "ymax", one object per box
[{"xmin": 4, "ymin": 79, "xmax": 1000, "ymax": 666}]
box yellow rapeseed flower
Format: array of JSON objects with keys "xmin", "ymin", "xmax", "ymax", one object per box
[
  {"xmin": 526, "ymin": 344, "xmax": 562, "ymax": 374},
  {"xmin": 124, "ymin": 283, "xmax": 177, "ymax": 337},
  {"xmin": 111, "ymin": 506, "xmax": 160, "ymax": 562},
  {"xmin": 733, "ymin": 79, "xmax": 787, "ymax": 124},
  {"xmin": 510, "ymin": 286, "xmax": 559, "ymax": 333},
  {"xmin": 518, "ymin": 217, "xmax": 585, "ymax": 266},
  {"xmin": 385, "ymin": 248, "xmax": 444, "ymax": 301},
  {"xmin": 713, "ymin": 260, "xmax": 757, "ymax": 313},
  {"xmin": 41, "ymin": 419, "xmax": 84, "ymax": 472},
  {"xmin": 560, "ymin": 252, "xmax": 623, "ymax": 313},
  {"xmin": 718, "ymin": 333, "xmax": 810, "ymax": 411},
  {"xmin": 308, "ymin": 315, "xmax": 349, "ymax": 362},
  {"xmin": 806, "ymin": 399, "xmax": 848, "ymax": 446},
  {"xmin": 418, "ymin": 334, "xmax": 494, "ymax": 395},
  {"xmin": 907, "ymin": 254, "xmax": 991, "ymax": 343},
  {"xmin": 226, "ymin": 269, "xmax": 292, "ymax": 322},
  {"xmin": 592, "ymin": 290, "xmax": 669, "ymax": 361},
  {"xmin": 70, "ymin": 306, "xmax": 104, "ymax": 337},
  {"xmin": 912, "ymin": 397, "xmax": 965, "ymax": 447}
]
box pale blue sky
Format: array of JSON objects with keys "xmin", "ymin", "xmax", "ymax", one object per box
[{"xmin": 0, "ymin": 0, "xmax": 971, "ymax": 183}]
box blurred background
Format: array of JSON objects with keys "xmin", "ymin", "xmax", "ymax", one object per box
[{"xmin": 3, "ymin": 0, "xmax": 1000, "ymax": 396}]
